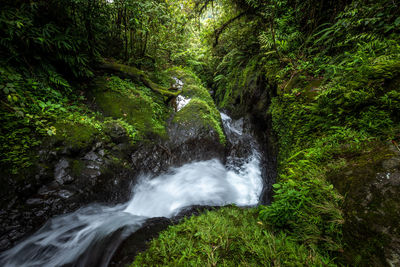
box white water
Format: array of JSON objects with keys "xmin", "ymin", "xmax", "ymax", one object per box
[
  {"xmin": 175, "ymin": 95, "xmax": 191, "ymax": 111},
  {"xmin": 0, "ymin": 113, "xmax": 263, "ymax": 267}
]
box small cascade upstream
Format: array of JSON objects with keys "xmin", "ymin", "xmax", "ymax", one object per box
[{"xmin": 0, "ymin": 113, "xmax": 264, "ymax": 267}]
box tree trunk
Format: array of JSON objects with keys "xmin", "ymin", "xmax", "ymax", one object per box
[{"xmin": 124, "ymin": 6, "xmax": 128, "ymax": 62}]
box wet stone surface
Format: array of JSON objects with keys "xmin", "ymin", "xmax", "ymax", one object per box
[{"xmin": 328, "ymin": 142, "xmax": 400, "ymax": 267}]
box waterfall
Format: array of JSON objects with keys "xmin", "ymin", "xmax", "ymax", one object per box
[{"xmin": 0, "ymin": 113, "xmax": 263, "ymax": 267}]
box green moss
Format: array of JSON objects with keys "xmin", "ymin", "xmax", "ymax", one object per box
[
  {"xmin": 167, "ymin": 66, "xmax": 203, "ymax": 86},
  {"xmin": 101, "ymin": 61, "xmax": 181, "ymax": 97},
  {"xmin": 182, "ymin": 84, "xmax": 213, "ymax": 105},
  {"xmin": 53, "ymin": 121, "xmax": 100, "ymax": 150},
  {"xmin": 174, "ymin": 98, "xmax": 225, "ymax": 145},
  {"xmin": 214, "ymin": 55, "xmax": 264, "ymax": 110},
  {"xmin": 93, "ymin": 76, "xmax": 168, "ymax": 140},
  {"xmin": 168, "ymin": 67, "xmax": 226, "ymax": 144},
  {"xmin": 131, "ymin": 206, "xmax": 335, "ymax": 267}
]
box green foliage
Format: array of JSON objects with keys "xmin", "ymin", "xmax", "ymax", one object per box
[
  {"xmin": 0, "ymin": 66, "xmax": 73, "ymax": 173},
  {"xmin": 310, "ymin": 0, "xmax": 399, "ymax": 54},
  {"xmin": 0, "ymin": 65, "xmax": 167, "ymax": 174},
  {"xmin": 0, "ymin": 0, "xmax": 99, "ymax": 79},
  {"xmin": 259, "ymin": 172, "xmax": 343, "ymax": 253},
  {"xmin": 131, "ymin": 206, "xmax": 336, "ymax": 266},
  {"xmin": 215, "ymin": 53, "xmax": 265, "ymax": 109}
]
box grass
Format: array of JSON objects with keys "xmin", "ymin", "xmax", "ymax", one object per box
[{"xmin": 131, "ymin": 206, "xmax": 335, "ymax": 267}]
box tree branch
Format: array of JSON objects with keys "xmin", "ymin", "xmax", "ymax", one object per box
[{"xmin": 213, "ymin": 12, "xmax": 247, "ymax": 47}]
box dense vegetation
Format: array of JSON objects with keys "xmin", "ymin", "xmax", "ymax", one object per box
[
  {"xmin": 1, "ymin": 0, "xmax": 399, "ymax": 266},
  {"xmin": 0, "ymin": 0, "xmax": 197, "ymax": 175}
]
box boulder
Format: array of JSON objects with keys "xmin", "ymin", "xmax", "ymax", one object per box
[{"xmin": 328, "ymin": 141, "xmax": 400, "ymax": 266}]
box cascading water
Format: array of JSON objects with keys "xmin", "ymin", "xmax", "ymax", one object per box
[{"xmin": 0, "ymin": 113, "xmax": 264, "ymax": 267}]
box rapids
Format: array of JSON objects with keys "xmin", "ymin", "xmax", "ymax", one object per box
[{"xmin": 0, "ymin": 113, "xmax": 264, "ymax": 267}]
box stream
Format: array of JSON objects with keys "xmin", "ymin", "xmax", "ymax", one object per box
[{"xmin": 0, "ymin": 113, "xmax": 264, "ymax": 267}]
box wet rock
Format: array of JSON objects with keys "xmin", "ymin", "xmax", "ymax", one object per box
[
  {"xmin": 131, "ymin": 145, "xmax": 169, "ymax": 175},
  {"xmin": 166, "ymin": 122, "xmax": 225, "ymax": 166},
  {"xmin": 26, "ymin": 198, "xmax": 44, "ymax": 206},
  {"xmin": 54, "ymin": 158, "xmax": 74, "ymax": 185},
  {"xmin": 83, "ymin": 151, "xmax": 102, "ymax": 162},
  {"xmin": 98, "ymin": 149, "xmax": 106, "ymax": 157},
  {"xmin": 8, "ymin": 230, "xmax": 23, "ymax": 241},
  {"xmin": 105, "ymin": 122, "xmax": 129, "ymax": 144},
  {"xmin": 57, "ymin": 190, "xmax": 74, "ymax": 199},
  {"xmin": 109, "ymin": 217, "xmax": 171, "ymax": 266},
  {"xmin": 328, "ymin": 142, "xmax": 400, "ymax": 266},
  {"xmin": 382, "ymin": 157, "xmax": 400, "ymax": 170},
  {"xmin": 38, "ymin": 185, "xmax": 57, "ymax": 196},
  {"xmin": 0, "ymin": 239, "xmax": 10, "ymax": 251},
  {"xmin": 35, "ymin": 210, "xmax": 45, "ymax": 217}
]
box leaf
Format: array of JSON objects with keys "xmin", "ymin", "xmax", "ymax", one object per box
[
  {"xmin": 38, "ymin": 101, "xmax": 46, "ymax": 109},
  {"xmin": 395, "ymin": 17, "xmax": 400, "ymax": 26},
  {"xmin": 272, "ymin": 183, "xmax": 281, "ymax": 189},
  {"xmin": 16, "ymin": 21, "xmax": 24, "ymax": 28}
]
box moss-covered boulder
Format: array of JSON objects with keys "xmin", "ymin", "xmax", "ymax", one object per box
[
  {"xmin": 162, "ymin": 68, "xmax": 226, "ymax": 165},
  {"xmin": 169, "ymin": 67, "xmax": 225, "ymax": 143},
  {"xmin": 52, "ymin": 121, "xmax": 102, "ymax": 153},
  {"xmin": 128, "ymin": 68, "xmax": 227, "ymax": 174},
  {"xmin": 93, "ymin": 76, "xmax": 169, "ymax": 140},
  {"xmin": 328, "ymin": 141, "xmax": 400, "ymax": 266},
  {"xmin": 172, "ymin": 99, "xmax": 225, "ymax": 144}
]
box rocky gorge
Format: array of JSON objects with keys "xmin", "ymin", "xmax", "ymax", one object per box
[{"xmin": 0, "ymin": 65, "xmax": 276, "ymax": 266}]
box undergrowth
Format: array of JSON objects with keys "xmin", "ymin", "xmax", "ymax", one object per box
[
  {"xmin": 131, "ymin": 206, "xmax": 335, "ymax": 267},
  {"xmin": 0, "ymin": 66, "xmax": 168, "ymax": 175}
]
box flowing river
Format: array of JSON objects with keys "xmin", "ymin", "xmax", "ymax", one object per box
[{"xmin": 0, "ymin": 113, "xmax": 264, "ymax": 267}]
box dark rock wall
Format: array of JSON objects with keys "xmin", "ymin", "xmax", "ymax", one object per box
[{"xmin": 328, "ymin": 142, "xmax": 400, "ymax": 266}]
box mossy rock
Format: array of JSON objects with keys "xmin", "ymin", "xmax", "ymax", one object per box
[
  {"xmin": 167, "ymin": 67, "xmax": 202, "ymax": 86},
  {"xmin": 181, "ymin": 84, "xmax": 213, "ymax": 106},
  {"xmin": 93, "ymin": 76, "xmax": 168, "ymax": 140},
  {"xmin": 173, "ymin": 99, "xmax": 225, "ymax": 145},
  {"xmin": 167, "ymin": 67, "xmax": 226, "ymax": 144},
  {"xmin": 328, "ymin": 141, "xmax": 400, "ymax": 266},
  {"xmin": 53, "ymin": 122, "xmax": 101, "ymax": 152}
]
